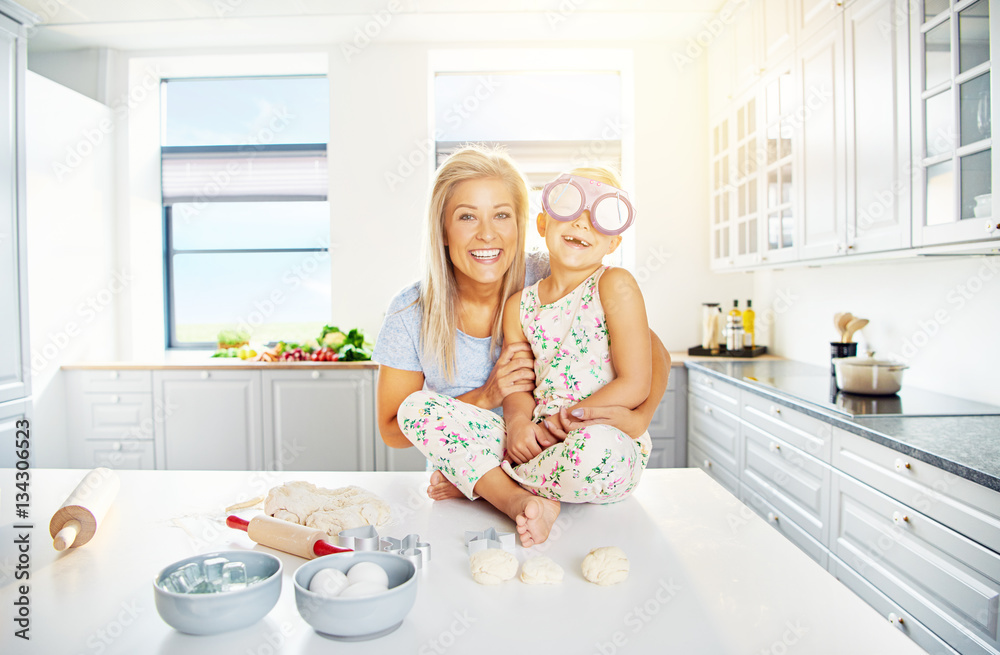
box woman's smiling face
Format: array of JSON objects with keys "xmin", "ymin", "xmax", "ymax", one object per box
[{"xmin": 443, "ymin": 177, "xmax": 519, "ymax": 289}]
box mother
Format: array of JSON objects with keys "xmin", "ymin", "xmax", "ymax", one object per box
[{"xmin": 373, "ymin": 146, "xmax": 671, "ymax": 545}]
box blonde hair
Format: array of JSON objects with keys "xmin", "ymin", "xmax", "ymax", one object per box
[
  {"xmin": 568, "ymin": 164, "xmax": 624, "ymax": 190},
  {"xmin": 419, "ymin": 145, "xmax": 530, "ymax": 381}
]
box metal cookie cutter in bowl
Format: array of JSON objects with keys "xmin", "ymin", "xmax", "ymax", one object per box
[
  {"xmin": 338, "ymin": 526, "xmax": 431, "ymax": 569},
  {"xmin": 464, "ymin": 527, "xmax": 515, "ymax": 555}
]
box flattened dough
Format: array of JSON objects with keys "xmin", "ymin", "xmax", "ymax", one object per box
[
  {"xmin": 581, "ymin": 546, "xmax": 629, "ymax": 586},
  {"xmin": 469, "ymin": 549, "xmax": 518, "ymax": 585},
  {"xmin": 264, "ymin": 481, "xmax": 391, "ymax": 537},
  {"xmin": 520, "ymin": 556, "xmax": 564, "ymax": 584}
]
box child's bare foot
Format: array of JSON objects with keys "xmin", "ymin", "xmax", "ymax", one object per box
[
  {"xmin": 514, "ymin": 495, "xmax": 560, "ymax": 547},
  {"xmin": 427, "ymin": 470, "xmax": 466, "ymax": 501}
]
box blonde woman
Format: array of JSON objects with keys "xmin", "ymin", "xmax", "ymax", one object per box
[{"xmin": 374, "ymin": 145, "xmax": 670, "ymax": 546}]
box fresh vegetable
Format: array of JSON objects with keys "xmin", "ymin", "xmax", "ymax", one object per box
[{"xmin": 217, "ymin": 329, "xmax": 250, "ymax": 347}]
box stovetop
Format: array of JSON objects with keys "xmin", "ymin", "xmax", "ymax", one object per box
[{"xmin": 690, "ymin": 360, "xmax": 1000, "ymax": 418}]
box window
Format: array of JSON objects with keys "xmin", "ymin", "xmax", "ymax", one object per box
[
  {"xmin": 161, "ymin": 76, "xmax": 331, "ymax": 347},
  {"xmin": 433, "ymin": 71, "xmax": 624, "ymax": 255}
]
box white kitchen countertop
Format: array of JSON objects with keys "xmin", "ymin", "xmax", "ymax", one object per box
[{"xmin": 0, "ymin": 468, "xmax": 926, "ymax": 654}]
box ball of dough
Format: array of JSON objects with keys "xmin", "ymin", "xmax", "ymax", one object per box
[
  {"xmin": 339, "ymin": 581, "xmax": 388, "ymax": 598},
  {"xmin": 309, "ymin": 567, "xmax": 349, "ymax": 597},
  {"xmin": 520, "ymin": 556, "xmax": 564, "ymax": 584},
  {"xmin": 469, "ymin": 549, "xmax": 518, "ymax": 585},
  {"xmin": 346, "ymin": 561, "xmax": 389, "ymax": 588},
  {"xmin": 581, "ymin": 546, "xmax": 629, "ymax": 586}
]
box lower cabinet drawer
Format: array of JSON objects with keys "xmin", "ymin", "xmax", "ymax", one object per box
[
  {"xmin": 831, "ymin": 471, "xmax": 1000, "ymax": 655},
  {"xmin": 687, "ymin": 395, "xmax": 740, "ymax": 475},
  {"xmin": 829, "ymin": 555, "xmax": 960, "ymax": 655},
  {"xmin": 741, "ymin": 390, "xmax": 832, "ymax": 462},
  {"xmin": 80, "ymin": 393, "xmax": 153, "ymax": 440},
  {"xmin": 741, "ymin": 421, "xmax": 831, "ymax": 544},
  {"xmin": 689, "ymin": 440, "xmax": 739, "ymax": 497},
  {"xmin": 647, "ymin": 438, "xmax": 676, "ymax": 469},
  {"xmin": 80, "ymin": 440, "xmax": 155, "ymax": 470},
  {"xmin": 741, "ymin": 484, "xmax": 829, "ymax": 569}
]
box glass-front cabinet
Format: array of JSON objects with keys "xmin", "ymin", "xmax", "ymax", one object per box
[
  {"xmin": 912, "ymin": 0, "xmax": 997, "ymax": 245},
  {"xmin": 710, "ymin": 117, "xmax": 733, "ymax": 268},
  {"xmin": 760, "ymin": 62, "xmax": 798, "ymax": 264},
  {"xmin": 732, "ymin": 92, "xmax": 761, "ymax": 266}
]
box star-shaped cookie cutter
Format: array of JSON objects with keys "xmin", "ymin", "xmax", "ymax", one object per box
[
  {"xmin": 464, "ymin": 527, "xmax": 516, "ymax": 555},
  {"xmin": 337, "ymin": 526, "xmax": 431, "ymax": 569}
]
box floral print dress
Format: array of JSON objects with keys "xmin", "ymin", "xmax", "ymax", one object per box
[{"xmin": 396, "ymin": 267, "xmax": 650, "ymax": 504}]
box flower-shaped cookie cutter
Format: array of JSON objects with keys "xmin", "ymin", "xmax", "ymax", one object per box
[
  {"xmin": 464, "ymin": 527, "xmax": 515, "ymax": 555},
  {"xmin": 380, "ymin": 534, "xmax": 432, "ymax": 570},
  {"xmin": 337, "ymin": 526, "xmax": 431, "ymax": 569}
]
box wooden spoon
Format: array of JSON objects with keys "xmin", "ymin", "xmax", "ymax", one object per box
[
  {"xmin": 842, "ymin": 317, "xmax": 868, "ymax": 343},
  {"xmin": 835, "ymin": 312, "xmax": 854, "ymax": 341}
]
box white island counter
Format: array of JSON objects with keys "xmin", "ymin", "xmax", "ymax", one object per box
[{"xmin": 0, "ymin": 468, "xmax": 927, "ymax": 654}]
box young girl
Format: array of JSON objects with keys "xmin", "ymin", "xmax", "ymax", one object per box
[{"xmin": 500, "ymin": 166, "xmax": 652, "ymax": 504}]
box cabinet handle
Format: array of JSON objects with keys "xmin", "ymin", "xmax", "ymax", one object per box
[
  {"xmin": 707, "ymin": 380, "xmax": 715, "ymax": 389},
  {"xmin": 769, "ymin": 405, "xmax": 782, "ymax": 416},
  {"xmin": 703, "ymin": 404, "xmax": 713, "ymax": 416},
  {"xmin": 111, "ymin": 442, "xmax": 122, "ymax": 451},
  {"xmin": 892, "ymin": 511, "xmax": 909, "ymax": 525},
  {"xmin": 887, "ymin": 613, "xmax": 904, "ymax": 628},
  {"xmin": 894, "ymin": 458, "xmax": 910, "ymax": 471},
  {"xmin": 767, "ymin": 512, "xmax": 779, "ymax": 523},
  {"xmin": 110, "ymin": 395, "xmax": 120, "ymax": 404},
  {"xmin": 110, "ymin": 371, "xmax": 119, "ymax": 380},
  {"xmin": 768, "ymin": 441, "xmax": 781, "ymax": 453},
  {"xmin": 311, "ymin": 371, "xmax": 320, "ymax": 379},
  {"xmin": 201, "ymin": 371, "xmax": 210, "ymax": 380},
  {"xmin": 703, "ymin": 459, "xmax": 712, "ymax": 468},
  {"xmin": 985, "ymin": 221, "xmax": 999, "ymax": 233}
]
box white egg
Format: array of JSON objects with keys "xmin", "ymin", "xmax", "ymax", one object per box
[
  {"xmin": 346, "ymin": 561, "xmax": 389, "ymax": 588},
  {"xmin": 309, "ymin": 568, "xmax": 349, "ymax": 598},
  {"xmin": 339, "ymin": 581, "xmax": 388, "ymax": 598}
]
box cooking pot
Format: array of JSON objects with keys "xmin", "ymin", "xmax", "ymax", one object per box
[{"xmin": 833, "ymin": 354, "xmax": 908, "ymax": 396}]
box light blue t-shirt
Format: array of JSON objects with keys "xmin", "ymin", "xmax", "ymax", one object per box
[{"xmin": 372, "ymin": 251, "xmax": 550, "ymax": 412}]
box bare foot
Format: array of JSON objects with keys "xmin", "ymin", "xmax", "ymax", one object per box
[
  {"xmin": 514, "ymin": 495, "xmax": 560, "ymax": 547},
  {"xmin": 427, "ymin": 470, "xmax": 466, "ymax": 501}
]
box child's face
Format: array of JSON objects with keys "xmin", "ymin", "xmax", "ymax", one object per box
[{"xmin": 536, "ymin": 208, "xmax": 622, "ymax": 272}]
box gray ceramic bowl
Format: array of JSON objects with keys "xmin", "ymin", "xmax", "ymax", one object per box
[
  {"xmin": 153, "ymin": 550, "xmax": 282, "ymax": 635},
  {"xmin": 293, "ymin": 552, "xmax": 417, "ymax": 640}
]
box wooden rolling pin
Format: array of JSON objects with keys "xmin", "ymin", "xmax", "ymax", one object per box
[
  {"xmin": 48, "ymin": 467, "xmax": 120, "ymax": 551},
  {"xmin": 226, "ymin": 515, "xmax": 352, "ymax": 559}
]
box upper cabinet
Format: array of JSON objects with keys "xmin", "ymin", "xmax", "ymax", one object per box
[
  {"xmin": 0, "ymin": 4, "xmax": 34, "ymax": 405},
  {"xmin": 707, "ymin": 0, "xmax": 994, "ymax": 269},
  {"xmin": 911, "ymin": 0, "xmax": 995, "ymax": 246}
]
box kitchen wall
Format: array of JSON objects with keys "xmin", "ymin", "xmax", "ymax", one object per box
[
  {"xmin": 754, "ymin": 256, "xmax": 1000, "ymax": 406},
  {"xmin": 25, "ymin": 72, "xmax": 119, "ymax": 466}
]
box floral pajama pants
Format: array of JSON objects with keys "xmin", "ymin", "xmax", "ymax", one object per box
[{"xmin": 397, "ymin": 390, "xmax": 650, "ymax": 504}]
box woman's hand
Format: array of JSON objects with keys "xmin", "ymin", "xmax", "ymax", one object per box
[
  {"xmin": 474, "ymin": 341, "xmax": 535, "ymax": 410},
  {"xmin": 505, "ymin": 416, "xmax": 555, "ymax": 465},
  {"xmin": 546, "ymin": 405, "xmax": 644, "ymax": 440}
]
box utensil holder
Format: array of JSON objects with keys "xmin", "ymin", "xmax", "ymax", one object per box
[{"xmin": 830, "ymin": 342, "xmax": 858, "ymax": 375}]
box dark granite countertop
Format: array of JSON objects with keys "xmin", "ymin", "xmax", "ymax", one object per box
[{"xmin": 685, "ymin": 360, "xmax": 1000, "ymax": 493}]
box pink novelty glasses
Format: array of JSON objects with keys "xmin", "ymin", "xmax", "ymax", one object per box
[{"xmin": 541, "ymin": 174, "xmax": 636, "ymax": 236}]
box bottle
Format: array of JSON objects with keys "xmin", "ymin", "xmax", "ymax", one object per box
[
  {"xmin": 742, "ymin": 299, "xmax": 755, "ymax": 348},
  {"xmin": 701, "ymin": 303, "xmax": 720, "ymax": 350},
  {"xmin": 725, "ymin": 300, "xmax": 744, "ymax": 352}
]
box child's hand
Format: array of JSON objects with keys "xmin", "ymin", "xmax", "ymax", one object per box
[{"xmin": 506, "ymin": 417, "xmax": 553, "ymax": 465}]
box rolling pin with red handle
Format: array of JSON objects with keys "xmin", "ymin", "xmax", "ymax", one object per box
[
  {"xmin": 227, "ymin": 515, "xmax": 352, "ymax": 558},
  {"xmin": 49, "ymin": 467, "xmax": 120, "ymax": 551}
]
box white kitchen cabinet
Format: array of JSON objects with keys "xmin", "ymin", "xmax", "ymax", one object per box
[
  {"xmin": 844, "ymin": 0, "xmax": 913, "ymax": 254},
  {"xmin": 0, "ymin": 8, "xmax": 31, "ymax": 406},
  {"xmin": 647, "ymin": 365, "xmax": 687, "ymax": 469},
  {"xmin": 831, "ymin": 470, "xmax": 1000, "ymax": 655},
  {"xmin": 796, "ymin": 17, "xmax": 849, "ymax": 260},
  {"xmin": 759, "ymin": 60, "xmax": 800, "ymax": 264},
  {"xmin": 731, "ymin": 90, "xmax": 763, "ymax": 267},
  {"xmin": 152, "ymin": 370, "xmax": 264, "ymax": 470},
  {"xmin": 911, "ymin": 0, "xmax": 996, "ymax": 247},
  {"xmin": 0, "ymin": 398, "xmax": 27, "ymax": 468},
  {"xmin": 709, "ymin": 114, "xmax": 734, "ymax": 268},
  {"xmin": 686, "ymin": 372, "xmax": 742, "ymax": 491},
  {"xmin": 733, "ymin": 0, "xmax": 762, "ymax": 95},
  {"xmin": 797, "ymin": 0, "xmax": 847, "ymax": 42},
  {"xmin": 262, "ymin": 369, "xmax": 375, "ymax": 472},
  {"xmin": 760, "ymin": 0, "xmax": 797, "ymax": 68},
  {"xmin": 65, "ymin": 369, "xmax": 156, "ymax": 470}
]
